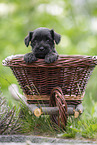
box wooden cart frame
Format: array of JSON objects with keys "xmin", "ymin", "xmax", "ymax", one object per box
[{"xmin": 3, "ymin": 54, "xmax": 97, "ymax": 127}]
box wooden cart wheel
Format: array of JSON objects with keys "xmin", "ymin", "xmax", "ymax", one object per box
[{"xmin": 50, "ymin": 87, "xmax": 68, "ymax": 128}]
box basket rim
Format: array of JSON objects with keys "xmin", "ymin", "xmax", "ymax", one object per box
[{"xmin": 2, "ymin": 54, "xmax": 97, "ymax": 67}]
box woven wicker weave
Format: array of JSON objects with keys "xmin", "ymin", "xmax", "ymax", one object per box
[{"xmin": 3, "ymin": 55, "xmax": 97, "ymax": 104}]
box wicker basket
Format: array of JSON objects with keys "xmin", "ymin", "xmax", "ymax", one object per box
[{"xmin": 3, "ymin": 54, "xmax": 97, "ymax": 104}]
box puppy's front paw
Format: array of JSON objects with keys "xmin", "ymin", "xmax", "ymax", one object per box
[
  {"xmin": 24, "ymin": 53, "xmax": 37, "ymax": 63},
  {"xmin": 45, "ymin": 53, "xmax": 58, "ymax": 63}
]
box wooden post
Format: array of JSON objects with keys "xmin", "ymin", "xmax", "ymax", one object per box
[
  {"xmin": 8, "ymin": 84, "xmax": 82, "ymax": 117},
  {"xmin": 74, "ymin": 103, "xmax": 83, "ymax": 118}
]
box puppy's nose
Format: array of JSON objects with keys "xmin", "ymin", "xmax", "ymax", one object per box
[{"xmin": 40, "ymin": 47, "xmax": 44, "ymax": 51}]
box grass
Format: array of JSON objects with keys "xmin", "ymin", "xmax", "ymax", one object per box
[
  {"xmin": 60, "ymin": 114, "xmax": 97, "ymax": 139},
  {"xmin": 17, "ymin": 93, "xmax": 97, "ymax": 139},
  {"xmin": 18, "ymin": 103, "xmax": 63, "ymax": 136},
  {"xmin": 59, "ymin": 95, "xmax": 97, "ymax": 139},
  {"xmin": 15, "ymin": 94, "xmax": 97, "ymax": 140},
  {"xmin": 0, "ymin": 84, "xmax": 97, "ymax": 139}
]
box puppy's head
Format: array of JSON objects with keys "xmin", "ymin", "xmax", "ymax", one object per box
[{"xmin": 24, "ymin": 28, "xmax": 61, "ymax": 58}]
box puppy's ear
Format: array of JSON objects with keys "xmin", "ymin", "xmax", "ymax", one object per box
[
  {"xmin": 50, "ymin": 29, "xmax": 61, "ymax": 44},
  {"xmin": 24, "ymin": 31, "xmax": 33, "ymax": 47}
]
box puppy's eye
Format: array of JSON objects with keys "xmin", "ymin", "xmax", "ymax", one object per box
[
  {"xmin": 33, "ymin": 40, "xmax": 37, "ymax": 44},
  {"xmin": 34, "ymin": 40, "xmax": 37, "ymax": 43},
  {"xmin": 31, "ymin": 40, "xmax": 37, "ymax": 45},
  {"xmin": 46, "ymin": 40, "xmax": 50, "ymax": 42}
]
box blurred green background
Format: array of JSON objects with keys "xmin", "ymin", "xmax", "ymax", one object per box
[{"xmin": 0, "ymin": 0, "xmax": 97, "ymax": 102}]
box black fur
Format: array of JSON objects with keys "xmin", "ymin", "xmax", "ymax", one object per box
[{"xmin": 24, "ymin": 27, "xmax": 61, "ymax": 63}]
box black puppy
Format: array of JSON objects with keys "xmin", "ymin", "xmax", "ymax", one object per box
[{"xmin": 24, "ymin": 27, "xmax": 61, "ymax": 63}]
